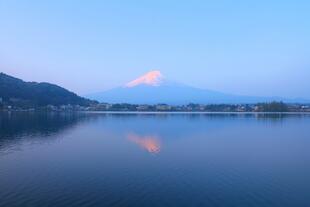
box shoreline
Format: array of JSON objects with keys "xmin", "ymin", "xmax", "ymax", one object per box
[
  {"xmin": 2, "ymin": 110, "xmax": 310, "ymax": 115},
  {"xmin": 83, "ymin": 111, "xmax": 310, "ymax": 115}
]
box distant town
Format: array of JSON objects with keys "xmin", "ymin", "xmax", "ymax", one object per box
[{"xmin": 1, "ymin": 98, "xmax": 309, "ymax": 113}]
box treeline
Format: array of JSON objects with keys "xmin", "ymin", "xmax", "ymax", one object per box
[{"xmin": 256, "ymin": 102, "xmax": 288, "ymax": 112}]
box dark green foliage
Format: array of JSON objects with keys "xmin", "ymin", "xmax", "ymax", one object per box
[
  {"xmin": 109, "ymin": 103, "xmax": 139, "ymax": 111},
  {"xmin": 257, "ymin": 101, "xmax": 288, "ymax": 112},
  {"xmin": 0, "ymin": 72, "xmax": 95, "ymax": 107}
]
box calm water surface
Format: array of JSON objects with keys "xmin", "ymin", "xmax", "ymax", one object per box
[{"xmin": 0, "ymin": 112, "xmax": 309, "ymax": 207}]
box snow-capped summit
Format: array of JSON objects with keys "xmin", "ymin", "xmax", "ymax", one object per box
[{"xmin": 125, "ymin": 70, "xmax": 164, "ymax": 88}]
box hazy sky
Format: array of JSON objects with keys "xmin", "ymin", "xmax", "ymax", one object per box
[{"xmin": 1, "ymin": 0, "xmax": 309, "ymax": 98}]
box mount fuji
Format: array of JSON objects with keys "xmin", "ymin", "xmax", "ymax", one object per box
[{"xmin": 86, "ymin": 70, "xmax": 307, "ymax": 104}]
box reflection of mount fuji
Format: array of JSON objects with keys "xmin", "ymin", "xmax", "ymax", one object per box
[
  {"xmin": 87, "ymin": 71, "xmax": 308, "ymax": 105},
  {"xmin": 127, "ymin": 133, "xmax": 161, "ymax": 154}
]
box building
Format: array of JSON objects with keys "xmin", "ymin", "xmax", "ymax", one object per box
[
  {"xmin": 136, "ymin": 105, "xmax": 149, "ymax": 111},
  {"xmin": 156, "ymin": 104, "xmax": 171, "ymax": 111}
]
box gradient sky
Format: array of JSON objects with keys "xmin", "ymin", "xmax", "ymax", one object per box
[{"xmin": 1, "ymin": 0, "xmax": 309, "ymax": 98}]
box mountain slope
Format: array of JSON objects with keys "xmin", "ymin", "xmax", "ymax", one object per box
[
  {"xmin": 0, "ymin": 72, "xmax": 95, "ymax": 106},
  {"xmin": 87, "ymin": 71, "xmax": 308, "ymax": 104}
]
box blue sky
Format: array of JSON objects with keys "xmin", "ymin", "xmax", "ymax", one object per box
[{"xmin": 0, "ymin": 0, "xmax": 309, "ymax": 98}]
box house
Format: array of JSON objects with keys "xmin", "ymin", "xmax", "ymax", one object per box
[
  {"xmin": 136, "ymin": 105, "xmax": 149, "ymax": 111},
  {"xmin": 156, "ymin": 104, "xmax": 171, "ymax": 111}
]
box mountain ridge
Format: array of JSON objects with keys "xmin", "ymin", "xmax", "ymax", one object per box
[
  {"xmin": 87, "ymin": 71, "xmax": 309, "ymax": 104},
  {"xmin": 0, "ymin": 72, "xmax": 95, "ymax": 106}
]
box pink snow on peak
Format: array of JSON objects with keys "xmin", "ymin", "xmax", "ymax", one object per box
[{"xmin": 125, "ymin": 70, "xmax": 164, "ymax": 87}]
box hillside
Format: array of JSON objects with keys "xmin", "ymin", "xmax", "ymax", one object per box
[{"xmin": 0, "ymin": 72, "xmax": 95, "ymax": 107}]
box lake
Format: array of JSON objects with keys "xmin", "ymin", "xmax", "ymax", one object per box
[{"xmin": 0, "ymin": 112, "xmax": 309, "ymax": 207}]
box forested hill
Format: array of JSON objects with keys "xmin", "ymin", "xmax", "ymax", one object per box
[{"xmin": 0, "ymin": 72, "xmax": 95, "ymax": 107}]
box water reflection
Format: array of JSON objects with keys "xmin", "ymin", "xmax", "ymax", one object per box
[
  {"xmin": 127, "ymin": 133, "xmax": 161, "ymax": 154},
  {"xmin": 0, "ymin": 112, "xmax": 95, "ymax": 153},
  {"xmin": 1, "ymin": 112, "xmax": 310, "ymax": 207}
]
